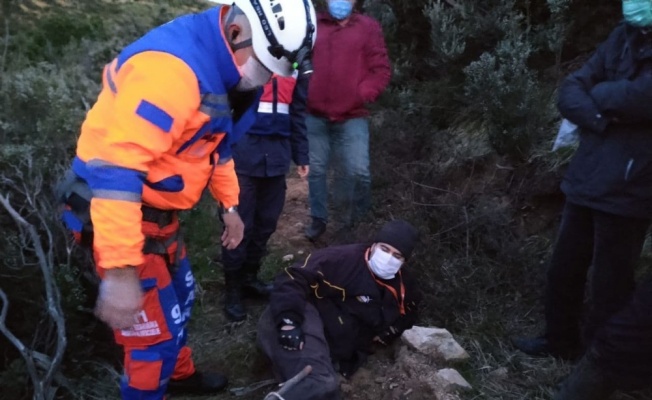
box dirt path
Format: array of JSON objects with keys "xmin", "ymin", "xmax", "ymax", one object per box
[{"xmin": 267, "ymin": 175, "xmax": 312, "ymax": 251}]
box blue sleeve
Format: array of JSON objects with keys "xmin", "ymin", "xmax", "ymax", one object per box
[
  {"xmin": 557, "ymin": 29, "xmax": 618, "ymax": 134},
  {"xmin": 217, "ymin": 88, "xmax": 263, "ymax": 161},
  {"xmin": 290, "ymin": 74, "xmax": 310, "ymax": 166},
  {"xmin": 590, "ymin": 74, "xmax": 652, "ymax": 123}
]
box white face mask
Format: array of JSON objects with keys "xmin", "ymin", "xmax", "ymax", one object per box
[
  {"xmin": 368, "ymin": 246, "xmax": 403, "ymax": 280},
  {"xmin": 235, "ymin": 56, "xmax": 272, "ymax": 92}
]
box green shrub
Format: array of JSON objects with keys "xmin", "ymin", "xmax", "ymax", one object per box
[{"xmin": 9, "ymin": 13, "xmax": 106, "ymax": 63}]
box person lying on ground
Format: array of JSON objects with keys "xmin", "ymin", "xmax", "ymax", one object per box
[{"xmin": 257, "ymin": 220, "xmax": 421, "ymax": 400}]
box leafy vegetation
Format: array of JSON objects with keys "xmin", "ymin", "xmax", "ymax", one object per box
[{"xmin": 1, "ymin": 0, "xmax": 651, "ymax": 399}]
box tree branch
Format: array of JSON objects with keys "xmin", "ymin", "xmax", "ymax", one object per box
[
  {"xmin": 264, "ymin": 365, "xmax": 312, "ymax": 400},
  {"xmin": 0, "ymin": 288, "xmax": 43, "ymax": 398},
  {"xmin": 0, "ymin": 193, "xmax": 67, "ymax": 400}
]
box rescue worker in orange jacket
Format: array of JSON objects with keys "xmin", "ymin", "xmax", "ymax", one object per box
[{"xmin": 57, "ymin": 1, "xmax": 316, "ymax": 399}]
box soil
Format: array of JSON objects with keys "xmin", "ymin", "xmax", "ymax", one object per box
[
  {"xmin": 267, "ymin": 175, "xmax": 312, "ymax": 251},
  {"xmin": 177, "ymin": 175, "xmax": 442, "ymax": 400}
]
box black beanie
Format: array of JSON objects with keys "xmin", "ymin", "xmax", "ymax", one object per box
[{"xmin": 374, "ymin": 220, "xmax": 419, "ymax": 259}]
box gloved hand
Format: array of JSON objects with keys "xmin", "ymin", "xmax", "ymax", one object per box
[
  {"xmin": 373, "ymin": 325, "xmax": 400, "ymax": 346},
  {"xmin": 278, "ymin": 318, "xmax": 305, "ymax": 351}
]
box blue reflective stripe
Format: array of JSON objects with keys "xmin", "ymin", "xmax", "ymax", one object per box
[
  {"xmin": 72, "ymin": 157, "xmax": 90, "ymax": 182},
  {"xmin": 130, "ymin": 349, "xmax": 161, "ymax": 362},
  {"xmin": 216, "ymin": 139, "xmax": 232, "ymax": 163},
  {"xmin": 176, "ymin": 124, "xmax": 211, "ymax": 155},
  {"xmin": 199, "ymin": 93, "xmax": 230, "ymax": 118},
  {"xmin": 62, "ymin": 210, "xmax": 83, "ymax": 232},
  {"xmin": 105, "ymin": 67, "xmax": 117, "ymax": 94},
  {"xmin": 144, "ymin": 175, "xmax": 184, "ymax": 193},
  {"xmin": 136, "ymin": 100, "xmax": 174, "ymax": 133},
  {"xmin": 140, "ymin": 278, "xmax": 157, "ymax": 290},
  {"xmin": 93, "ymin": 189, "xmax": 142, "ymax": 202},
  {"xmin": 86, "ymin": 162, "xmax": 145, "ymax": 194}
]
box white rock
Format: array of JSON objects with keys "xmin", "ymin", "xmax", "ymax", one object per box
[
  {"xmin": 395, "ymin": 346, "xmax": 464, "ymax": 399},
  {"xmin": 435, "ymin": 368, "xmax": 472, "ymax": 391},
  {"xmin": 401, "ymin": 326, "xmax": 470, "ymax": 363},
  {"xmin": 282, "ymin": 254, "xmax": 295, "ymax": 262}
]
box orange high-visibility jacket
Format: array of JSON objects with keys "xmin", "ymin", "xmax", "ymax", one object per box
[{"xmin": 71, "ymin": 6, "xmax": 259, "ymax": 269}]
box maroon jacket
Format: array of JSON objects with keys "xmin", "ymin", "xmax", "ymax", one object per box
[{"xmin": 307, "ymin": 12, "xmax": 391, "ymax": 122}]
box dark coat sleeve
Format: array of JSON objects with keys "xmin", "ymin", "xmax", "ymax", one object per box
[
  {"xmin": 557, "ymin": 32, "xmax": 615, "ymax": 134},
  {"xmin": 270, "ymin": 248, "xmax": 356, "ymax": 327},
  {"xmin": 270, "ymin": 256, "xmax": 319, "ymax": 327},
  {"xmin": 392, "ymin": 270, "xmax": 421, "ymax": 334},
  {"xmin": 358, "ymin": 19, "xmax": 391, "ymax": 104},
  {"xmin": 289, "ymin": 73, "xmax": 310, "ymax": 166},
  {"xmin": 590, "ymin": 75, "xmax": 652, "ymax": 123}
]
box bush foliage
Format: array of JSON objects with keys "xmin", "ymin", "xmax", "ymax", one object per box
[{"xmin": 3, "ymin": 0, "xmax": 648, "ymax": 399}]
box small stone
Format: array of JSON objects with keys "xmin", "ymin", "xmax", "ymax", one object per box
[
  {"xmin": 435, "ymin": 368, "xmax": 472, "ymax": 391},
  {"xmin": 375, "ymin": 377, "xmax": 385, "ymax": 384},
  {"xmin": 389, "ymin": 383, "xmax": 399, "ymax": 389},
  {"xmin": 282, "ymin": 254, "xmax": 295, "ymax": 262},
  {"xmin": 297, "ymin": 250, "xmax": 305, "ymax": 255},
  {"xmin": 401, "ymin": 326, "xmax": 470, "ymax": 363}
]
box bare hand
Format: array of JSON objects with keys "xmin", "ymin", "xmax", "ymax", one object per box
[
  {"xmin": 95, "ymin": 267, "xmax": 143, "ymax": 330},
  {"xmin": 297, "ymin": 165, "xmax": 309, "ymax": 179},
  {"xmin": 221, "ymin": 211, "xmax": 244, "ymax": 249}
]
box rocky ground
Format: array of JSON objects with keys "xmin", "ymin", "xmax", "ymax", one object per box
[{"xmin": 172, "ymin": 175, "xmax": 475, "ymax": 400}]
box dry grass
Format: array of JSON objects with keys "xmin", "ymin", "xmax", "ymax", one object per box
[{"xmin": 5, "ymin": 1, "xmax": 652, "ymax": 399}]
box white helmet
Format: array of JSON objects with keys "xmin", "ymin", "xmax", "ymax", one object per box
[{"xmin": 211, "ymin": 0, "xmax": 317, "ymax": 76}]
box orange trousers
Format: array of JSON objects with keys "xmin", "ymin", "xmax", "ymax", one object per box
[{"xmin": 95, "ymin": 216, "xmax": 197, "ymax": 399}]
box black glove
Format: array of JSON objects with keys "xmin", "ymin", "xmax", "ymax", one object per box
[
  {"xmin": 375, "ymin": 325, "xmax": 400, "ymax": 346},
  {"xmin": 278, "ymin": 318, "xmax": 305, "ymax": 351}
]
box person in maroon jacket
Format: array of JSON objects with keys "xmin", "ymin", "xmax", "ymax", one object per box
[
  {"xmin": 304, "ymin": 0, "xmax": 391, "ymax": 241},
  {"xmin": 257, "ymin": 220, "xmax": 420, "ymax": 400}
]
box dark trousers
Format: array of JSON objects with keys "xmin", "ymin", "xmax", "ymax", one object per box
[
  {"xmin": 221, "ymin": 174, "xmax": 286, "ymax": 273},
  {"xmin": 555, "ymin": 277, "xmax": 652, "ymax": 400},
  {"xmin": 257, "ymin": 305, "xmax": 341, "ymax": 400},
  {"xmin": 592, "ymin": 275, "xmax": 652, "ymax": 387},
  {"xmin": 545, "ymin": 202, "xmax": 650, "ymax": 344}
]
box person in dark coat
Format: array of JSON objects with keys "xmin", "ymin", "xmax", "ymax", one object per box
[
  {"xmin": 554, "ymin": 275, "xmax": 652, "ymax": 400},
  {"xmin": 221, "ymin": 72, "xmax": 310, "ymax": 322},
  {"xmin": 514, "ymin": 2, "xmax": 652, "ymax": 359},
  {"xmin": 257, "ymin": 220, "xmax": 421, "ymax": 400}
]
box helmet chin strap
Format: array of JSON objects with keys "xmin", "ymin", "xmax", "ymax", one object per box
[
  {"xmin": 230, "ymin": 38, "xmax": 253, "ymax": 52},
  {"xmin": 224, "ymin": 5, "xmax": 254, "ymax": 53}
]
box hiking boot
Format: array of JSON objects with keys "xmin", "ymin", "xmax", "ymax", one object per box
[
  {"xmin": 242, "ymin": 274, "xmax": 273, "ymax": 298},
  {"xmin": 512, "ymin": 336, "xmax": 582, "ymax": 361},
  {"xmin": 554, "ymin": 355, "xmax": 613, "ymax": 400},
  {"xmin": 167, "ymin": 371, "xmax": 228, "ymax": 395},
  {"xmin": 305, "ymin": 218, "xmax": 327, "ymax": 241},
  {"xmin": 223, "ymin": 273, "xmax": 246, "ymax": 322}
]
